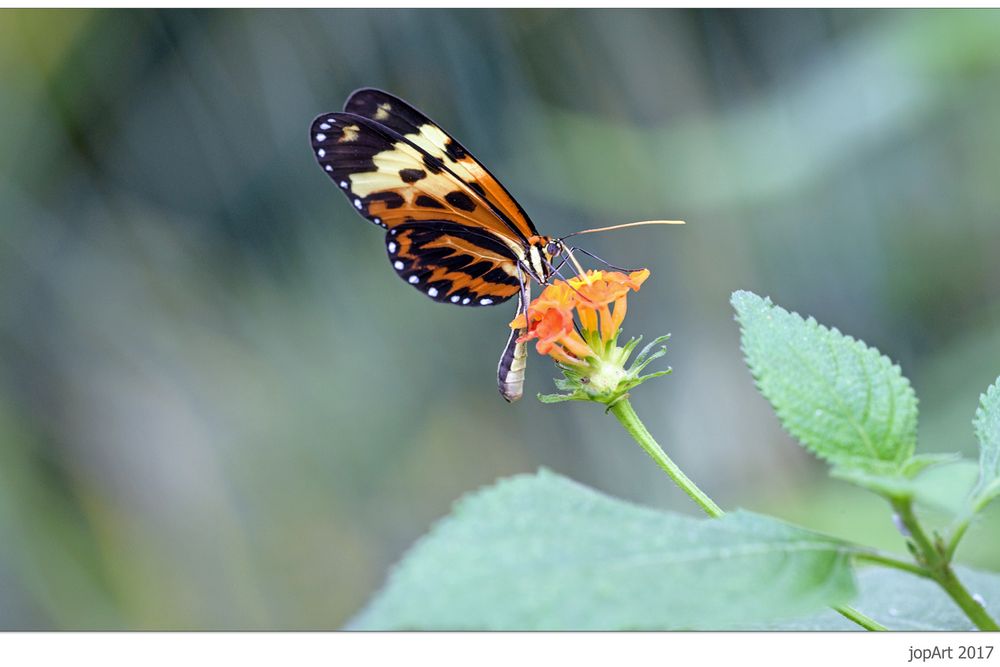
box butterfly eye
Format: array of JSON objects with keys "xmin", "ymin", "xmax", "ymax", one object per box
[{"xmin": 546, "ymin": 241, "xmax": 561, "ymax": 257}]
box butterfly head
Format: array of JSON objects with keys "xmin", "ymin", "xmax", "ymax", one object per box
[{"xmin": 525, "ymin": 235, "xmax": 563, "ymax": 284}]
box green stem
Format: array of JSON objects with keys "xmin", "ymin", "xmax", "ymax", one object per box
[
  {"xmin": 852, "ymin": 551, "xmax": 931, "ymax": 579},
  {"xmin": 892, "ymin": 499, "xmax": 999, "ymax": 631},
  {"xmin": 891, "ymin": 499, "xmax": 940, "ymax": 567},
  {"xmin": 609, "ymin": 398, "xmax": 884, "ymax": 631},
  {"xmin": 944, "ymin": 517, "xmax": 971, "ymax": 562},
  {"xmin": 937, "ymin": 568, "xmax": 999, "ymax": 632},
  {"xmin": 609, "ymin": 399, "xmax": 723, "ymax": 518},
  {"xmin": 947, "ymin": 490, "xmax": 998, "ymax": 561},
  {"xmin": 831, "ymin": 604, "xmax": 887, "ymax": 631}
]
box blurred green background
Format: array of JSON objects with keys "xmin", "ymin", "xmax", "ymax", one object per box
[{"xmin": 2, "ymin": 8, "xmax": 1000, "ymax": 629}]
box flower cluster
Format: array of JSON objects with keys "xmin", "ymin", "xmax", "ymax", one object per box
[{"xmin": 510, "ymin": 269, "xmax": 671, "ymax": 406}]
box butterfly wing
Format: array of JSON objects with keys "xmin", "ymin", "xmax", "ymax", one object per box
[
  {"xmin": 311, "ymin": 90, "xmax": 539, "ymax": 401},
  {"xmin": 387, "ymin": 221, "xmax": 521, "ymax": 306},
  {"xmin": 343, "ymin": 88, "xmax": 540, "ymax": 242},
  {"xmin": 311, "ymin": 111, "xmax": 528, "ymax": 306}
]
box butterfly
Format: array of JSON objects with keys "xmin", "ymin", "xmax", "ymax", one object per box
[{"xmin": 310, "ymin": 89, "xmax": 681, "ymax": 402}]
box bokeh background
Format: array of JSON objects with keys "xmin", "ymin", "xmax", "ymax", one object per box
[{"xmin": 2, "ymin": 8, "xmax": 1000, "ymax": 629}]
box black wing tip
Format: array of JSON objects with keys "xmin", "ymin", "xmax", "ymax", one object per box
[
  {"xmin": 309, "ymin": 111, "xmax": 356, "ymax": 134},
  {"xmin": 308, "ymin": 112, "xmax": 380, "ymax": 153},
  {"xmin": 310, "ymin": 87, "xmax": 398, "ymax": 126},
  {"xmin": 344, "ymin": 87, "xmax": 401, "ymax": 109},
  {"xmin": 309, "ymin": 112, "xmax": 344, "ymax": 148}
]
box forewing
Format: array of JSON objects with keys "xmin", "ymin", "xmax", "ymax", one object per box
[
  {"xmin": 311, "ymin": 112, "xmax": 527, "ymax": 249},
  {"xmin": 387, "ymin": 221, "xmax": 521, "ymax": 307},
  {"xmin": 343, "ymin": 88, "xmax": 540, "ymax": 241}
]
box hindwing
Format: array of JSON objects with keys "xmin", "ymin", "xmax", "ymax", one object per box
[{"xmin": 386, "ymin": 221, "xmax": 521, "ymax": 307}]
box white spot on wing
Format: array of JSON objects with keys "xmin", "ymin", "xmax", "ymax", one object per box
[
  {"xmin": 317, "ymin": 148, "xmax": 326, "ymax": 157},
  {"xmin": 394, "ymin": 260, "xmax": 404, "ymax": 270},
  {"xmin": 480, "ymin": 298, "xmax": 493, "ymax": 305},
  {"xmin": 428, "ymin": 287, "xmax": 439, "ymax": 297},
  {"xmin": 315, "ymin": 133, "xmax": 327, "ymax": 142},
  {"xmin": 388, "ymin": 242, "xmax": 397, "ymax": 253},
  {"xmin": 319, "ymin": 123, "xmax": 331, "ymax": 130},
  {"xmin": 408, "ymin": 275, "xmax": 419, "ymax": 284},
  {"xmin": 373, "ymin": 217, "xmax": 382, "ymax": 226},
  {"xmin": 339, "ymin": 181, "xmax": 348, "ymax": 188},
  {"xmin": 450, "ymin": 295, "xmax": 460, "ymax": 303},
  {"xmin": 462, "ymin": 297, "xmax": 470, "ymax": 305},
  {"xmin": 354, "ymin": 199, "xmax": 362, "ymax": 209},
  {"xmin": 324, "ymin": 165, "xmax": 332, "ymax": 172}
]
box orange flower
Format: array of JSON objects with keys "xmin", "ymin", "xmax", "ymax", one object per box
[
  {"xmin": 568, "ymin": 268, "xmax": 650, "ymax": 296},
  {"xmin": 510, "ymin": 269, "xmax": 650, "ymax": 367},
  {"xmin": 570, "ymin": 269, "xmax": 649, "ymax": 341},
  {"xmin": 510, "ymin": 267, "xmax": 670, "ymax": 405}
]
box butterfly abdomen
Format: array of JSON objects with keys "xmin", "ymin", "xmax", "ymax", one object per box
[{"xmin": 498, "ymin": 286, "xmax": 531, "ymax": 402}]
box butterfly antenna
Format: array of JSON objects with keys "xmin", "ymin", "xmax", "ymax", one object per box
[{"xmin": 558, "ymin": 219, "xmax": 686, "ymax": 242}]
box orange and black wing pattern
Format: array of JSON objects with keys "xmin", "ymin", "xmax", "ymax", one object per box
[{"xmin": 310, "ymin": 88, "xmax": 535, "ymax": 307}]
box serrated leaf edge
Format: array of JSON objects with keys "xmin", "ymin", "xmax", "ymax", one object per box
[{"xmin": 731, "ymin": 290, "xmax": 918, "ymax": 472}]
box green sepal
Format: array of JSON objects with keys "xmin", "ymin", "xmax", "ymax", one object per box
[
  {"xmin": 537, "ymin": 392, "xmax": 583, "ymax": 404},
  {"xmin": 537, "ymin": 332, "xmax": 672, "ymax": 407}
]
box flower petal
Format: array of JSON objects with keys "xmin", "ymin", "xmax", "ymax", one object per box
[{"xmin": 515, "ymin": 268, "xmax": 651, "ymax": 370}]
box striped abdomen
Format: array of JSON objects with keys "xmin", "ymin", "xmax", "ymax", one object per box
[{"xmin": 497, "ymin": 284, "xmax": 530, "ymax": 402}]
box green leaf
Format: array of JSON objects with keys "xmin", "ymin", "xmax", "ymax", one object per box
[
  {"xmin": 830, "ymin": 468, "xmax": 914, "ymax": 502},
  {"xmin": 831, "ymin": 456, "xmax": 977, "ymax": 513},
  {"xmin": 349, "ymin": 470, "xmax": 857, "ymax": 630},
  {"xmin": 732, "ymin": 290, "xmax": 918, "ymax": 473},
  {"xmin": 901, "ymin": 453, "xmax": 962, "ymax": 478},
  {"xmin": 755, "ymin": 565, "xmax": 1000, "ymax": 630},
  {"xmin": 972, "ymin": 376, "xmax": 1000, "ymax": 511},
  {"xmin": 911, "ymin": 459, "xmax": 980, "ymax": 515}
]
